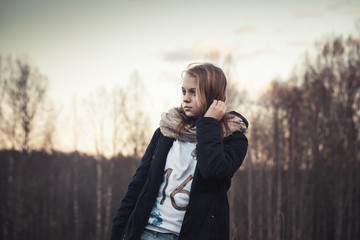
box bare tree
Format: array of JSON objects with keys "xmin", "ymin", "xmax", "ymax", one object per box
[
  {"xmin": 72, "ymin": 95, "xmax": 80, "ymax": 240},
  {"xmin": 0, "ymin": 56, "xmax": 8, "ymax": 148},
  {"xmin": 122, "ymin": 71, "xmax": 151, "ymax": 158},
  {"xmin": 0, "ymin": 56, "xmax": 52, "ymax": 240},
  {"xmin": 80, "ymin": 69, "xmax": 152, "ymax": 238},
  {"xmin": 247, "ymin": 149, "xmax": 253, "ymax": 239},
  {"xmin": 104, "ymin": 86, "xmax": 127, "ymax": 239},
  {"xmin": 84, "ymin": 87, "xmax": 109, "ymax": 240},
  {"xmin": 1, "ymin": 57, "xmax": 48, "ymax": 152}
]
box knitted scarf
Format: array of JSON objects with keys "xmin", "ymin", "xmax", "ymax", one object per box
[{"xmin": 159, "ymin": 107, "xmax": 247, "ymax": 142}]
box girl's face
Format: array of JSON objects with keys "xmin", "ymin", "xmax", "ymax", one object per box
[{"xmin": 181, "ymin": 74, "xmax": 201, "ymax": 118}]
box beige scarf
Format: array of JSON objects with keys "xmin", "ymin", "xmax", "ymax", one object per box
[{"xmin": 159, "ymin": 107, "xmax": 247, "ymax": 142}]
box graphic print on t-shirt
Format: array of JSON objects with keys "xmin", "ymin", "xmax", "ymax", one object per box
[
  {"xmin": 191, "ymin": 148, "xmax": 197, "ymax": 160},
  {"xmin": 162, "ymin": 168, "xmax": 193, "ymax": 211},
  {"xmin": 147, "ymin": 140, "xmax": 197, "ymax": 234},
  {"xmin": 150, "ymin": 211, "xmax": 163, "ymax": 226},
  {"xmin": 150, "ymin": 202, "xmax": 163, "ymax": 226}
]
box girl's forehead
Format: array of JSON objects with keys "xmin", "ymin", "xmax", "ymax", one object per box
[{"xmin": 182, "ymin": 74, "xmax": 197, "ymax": 88}]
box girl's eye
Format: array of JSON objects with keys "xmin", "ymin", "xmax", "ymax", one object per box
[{"xmin": 182, "ymin": 89, "xmax": 195, "ymax": 96}]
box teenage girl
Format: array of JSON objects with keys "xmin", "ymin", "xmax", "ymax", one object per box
[{"xmin": 110, "ymin": 63, "xmax": 248, "ymax": 240}]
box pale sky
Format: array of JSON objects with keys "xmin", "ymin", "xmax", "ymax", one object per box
[{"xmin": 1, "ymin": 0, "xmax": 359, "ymax": 154}]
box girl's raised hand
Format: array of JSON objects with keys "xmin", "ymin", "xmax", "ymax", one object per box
[{"xmin": 204, "ymin": 100, "xmax": 226, "ymax": 121}]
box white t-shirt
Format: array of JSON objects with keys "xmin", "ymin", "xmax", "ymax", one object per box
[{"xmin": 145, "ymin": 140, "xmax": 197, "ymax": 235}]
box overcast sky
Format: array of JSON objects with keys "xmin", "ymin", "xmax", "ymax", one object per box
[{"xmin": 1, "ymin": 0, "xmax": 359, "ymax": 153}]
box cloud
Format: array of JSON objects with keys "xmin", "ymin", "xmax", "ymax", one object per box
[
  {"xmin": 287, "ymin": 40, "xmax": 313, "ymax": 47},
  {"xmin": 292, "ymin": 9, "xmax": 323, "ymax": 19},
  {"xmin": 326, "ymin": 0, "xmax": 359, "ymax": 11},
  {"xmin": 349, "ymin": 9, "xmax": 360, "ymax": 15},
  {"xmin": 237, "ymin": 48, "xmax": 273, "ymax": 61},
  {"xmin": 234, "ymin": 26, "xmax": 258, "ymax": 34},
  {"xmin": 326, "ymin": 0, "xmax": 360, "ymax": 15},
  {"xmin": 326, "ymin": 1, "xmax": 346, "ymax": 10},
  {"xmin": 159, "ymin": 40, "xmax": 237, "ymax": 62},
  {"xmin": 161, "ymin": 48, "xmax": 194, "ymax": 62}
]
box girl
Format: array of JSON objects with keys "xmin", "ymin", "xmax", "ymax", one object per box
[{"xmin": 110, "ymin": 63, "xmax": 248, "ymax": 240}]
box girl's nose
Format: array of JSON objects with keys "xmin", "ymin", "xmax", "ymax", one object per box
[{"xmin": 183, "ymin": 93, "xmax": 191, "ymax": 102}]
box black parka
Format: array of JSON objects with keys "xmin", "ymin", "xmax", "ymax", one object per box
[{"xmin": 110, "ymin": 113, "xmax": 248, "ymax": 240}]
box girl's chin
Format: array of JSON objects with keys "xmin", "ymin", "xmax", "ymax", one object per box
[{"xmin": 185, "ymin": 112, "xmax": 200, "ymax": 119}]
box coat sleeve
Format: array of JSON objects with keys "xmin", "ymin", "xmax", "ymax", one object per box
[
  {"xmin": 110, "ymin": 128, "xmax": 161, "ymax": 240},
  {"xmin": 195, "ymin": 117, "xmax": 248, "ymax": 180}
]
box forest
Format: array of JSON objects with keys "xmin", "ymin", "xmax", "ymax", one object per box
[{"xmin": 0, "ymin": 32, "xmax": 359, "ymax": 240}]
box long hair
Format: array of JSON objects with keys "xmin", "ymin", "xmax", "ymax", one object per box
[{"xmin": 177, "ymin": 63, "xmax": 231, "ymax": 138}]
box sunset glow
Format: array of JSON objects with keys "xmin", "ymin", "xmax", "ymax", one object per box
[{"xmin": 1, "ymin": 0, "xmax": 359, "ymax": 155}]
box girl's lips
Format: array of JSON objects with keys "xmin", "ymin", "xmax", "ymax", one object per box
[{"xmin": 184, "ymin": 107, "xmax": 191, "ymax": 111}]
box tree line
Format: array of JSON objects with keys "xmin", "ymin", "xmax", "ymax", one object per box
[
  {"xmin": 231, "ymin": 34, "xmax": 359, "ymax": 239},
  {"xmin": 0, "ymin": 31, "xmax": 359, "ymax": 240}
]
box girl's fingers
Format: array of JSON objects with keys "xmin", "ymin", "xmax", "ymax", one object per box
[
  {"xmin": 216, "ymin": 100, "xmax": 225, "ymax": 109},
  {"xmin": 204, "ymin": 100, "xmax": 226, "ymax": 120}
]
